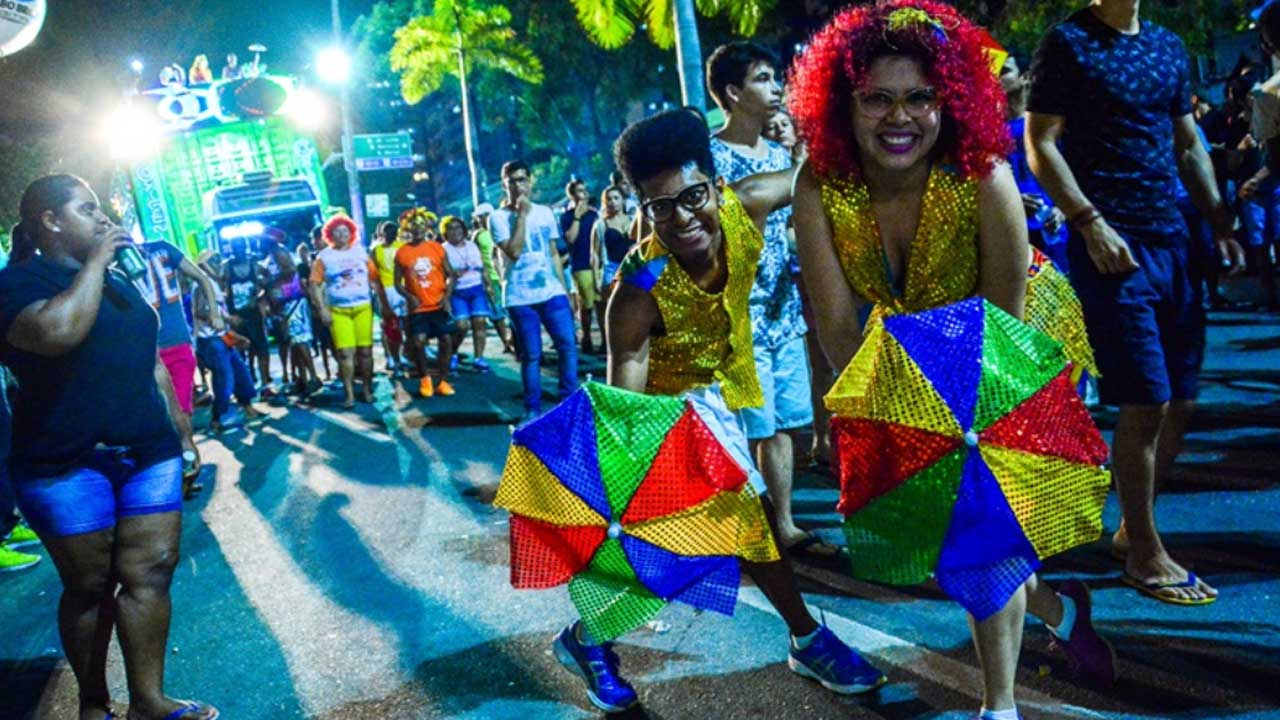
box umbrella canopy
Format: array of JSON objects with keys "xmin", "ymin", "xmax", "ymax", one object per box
[
  {"xmin": 1025, "ymin": 247, "xmax": 1099, "ymax": 385},
  {"xmin": 828, "ymin": 297, "xmax": 1109, "ymax": 619},
  {"xmin": 495, "ymin": 382, "xmax": 777, "ymax": 642}
]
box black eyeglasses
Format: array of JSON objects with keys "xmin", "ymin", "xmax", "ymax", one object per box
[{"xmin": 641, "ymin": 181, "xmax": 712, "ymax": 222}]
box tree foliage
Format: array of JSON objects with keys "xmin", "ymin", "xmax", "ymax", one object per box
[
  {"xmin": 953, "ymin": 0, "xmax": 1255, "ymax": 57},
  {"xmin": 388, "ymin": 0, "xmax": 544, "ymax": 105},
  {"xmin": 569, "ymin": 0, "xmax": 776, "ymax": 50}
]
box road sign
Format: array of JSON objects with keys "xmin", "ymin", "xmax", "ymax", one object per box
[{"xmin": 353, "ymin": 133, "xmax": 413, "ymax": 173}]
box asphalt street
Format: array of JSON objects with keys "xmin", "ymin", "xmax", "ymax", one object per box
[{"xmin": 1, "ymin": 305, "xmax": 1277, "ymax": 720}]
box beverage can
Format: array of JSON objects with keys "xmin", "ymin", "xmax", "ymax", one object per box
[{"xmin": 114, "ymin": 244, "xmax": 149, "ymax": 280}]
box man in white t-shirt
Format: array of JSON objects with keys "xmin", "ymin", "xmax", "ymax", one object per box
[{"xmin": 489, "ymin": 160, "xmax": 579, "ymax": 420}]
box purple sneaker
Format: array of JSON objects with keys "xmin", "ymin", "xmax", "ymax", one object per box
[{"xmin": 1049, "ymin": 580, "xmax": 1117, "ymax": 688}]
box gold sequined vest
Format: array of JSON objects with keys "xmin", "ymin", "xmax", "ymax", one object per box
[
  {"xmin": 618, "ymin": 187, "xmax": 764, "ymax": 410},
  {"xmin": 820, "ymin": 165, "xmax": 980, "ymax": 315}
]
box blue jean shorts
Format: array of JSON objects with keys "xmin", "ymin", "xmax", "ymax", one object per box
[
  {"xmin": 450, "ymin": 283, "xmax": 493, "ymax": 320},
  {"xmin": 1067, "ymin": 229, "xmax": 1205, "ymax": 406},
  {"xmin": 741, "ymin": 333, "xmax": 814, "ymax": 440},
  {"xmin": 12, "ymin": 452, "xmax": 183, "ymax": 538}
]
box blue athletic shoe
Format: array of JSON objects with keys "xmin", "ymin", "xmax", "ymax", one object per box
[
  {"xmin": 552, "ymin": 623, "xmax": 638, "ymax": 712},
  {"xmin": 788, "ymin": 625, "xmax": 887, "ymax": 695}
]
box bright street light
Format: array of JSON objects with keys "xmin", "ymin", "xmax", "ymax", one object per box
[
  {"xmin": 130, "ymin": 59, "xmax": 144, "ymax": 73},
  {"xmin": 316, "ymin": 47, "xmax": 351, "ymax": 85},
  {"xmin": 105, "ymin": 104, "xmax": 163, "ymax": 161},
  {"xmin": 284, "ymin": 88, "xmax": 331, "ymax": 132}
]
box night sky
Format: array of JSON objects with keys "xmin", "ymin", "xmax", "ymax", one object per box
[{"xmin": 0, "ymin": 0, "xmax": 376, "ymax": 136}]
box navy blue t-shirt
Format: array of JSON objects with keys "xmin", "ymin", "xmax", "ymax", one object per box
[
  {"xmin": 560, "ymin": 208, "xmax": 599, "ymax": 273},
  {"xmin": 0, "ymin": 255, "xmax": 180, "ymax": 478},
  {"xmin": 1027, "ymin": 9, "xmax": 1192, "ymax": 240}
]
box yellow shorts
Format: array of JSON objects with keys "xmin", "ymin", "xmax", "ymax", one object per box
[
  {"xmin": 330, "ymin": 303, "xmax": 373, "ymax": 350},
  {"xmin": 573, "ymin": 269, "xmax": 601, "ymax": 307}
]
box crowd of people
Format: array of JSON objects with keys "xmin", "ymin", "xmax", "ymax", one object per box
[{"xmin": 2, "ymin": 0, "xmax": 1277, "ymax": 718}]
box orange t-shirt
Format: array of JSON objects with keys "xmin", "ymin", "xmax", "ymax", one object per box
[{"xmin": 394, "ymin": 241, "xmax": 449, "ymax": 313}]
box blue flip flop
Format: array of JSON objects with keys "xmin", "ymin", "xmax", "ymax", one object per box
[
  {"xmin": 162, "ymin": 702, "xmax": 220, "ymax": 720},
  {"xmin": 1122, "ymin": 571, "xmax": 1217, "ymax": 606}
]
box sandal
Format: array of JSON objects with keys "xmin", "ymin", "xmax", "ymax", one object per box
[
  {"xmin": 161, "ymin": 701, "xmax": 219, "ymax": 720},
  {"xmin": 785, "ymin": 533, "xmax": 844, "ymax": 560},
  {"xmin": 1121, "ymin": 571, "xmax": 1217, "ymax": 606}
]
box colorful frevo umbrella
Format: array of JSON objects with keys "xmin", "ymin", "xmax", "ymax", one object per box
[
  {"xmin": 827, "ymin": 297, "xmax": 1110, "ymax": 619},
  {"xmin": 1024, "ymin": 247, "xmax": 1099, "ymax": 389},
  {"xmin": 494, "ymin": 382, "xmax": 778, "ymax": 642}
]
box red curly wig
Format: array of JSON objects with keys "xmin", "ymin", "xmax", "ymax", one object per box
[
  {"xmin": 321, "ymin": 215, "xmax": 359, "ymax": 247},
  {"xmin": 788, "ymin": 0, "xmax": 1010, "ymax": 181}
]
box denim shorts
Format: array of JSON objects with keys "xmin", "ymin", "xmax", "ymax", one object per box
[
  {"xmin": 1067, "ymin": 229, "xmax": 1205, "ymax": 405},
  {"xmin": 450, "ymin": 283, "xmax": 493, "ymax": 320},
  {"xmin": 12, "ymin": 452, "xmax": 183, "ymax": 538},
  {"xmin": 740, "ymin": 333, "xmax": 814, "ymax": 440}
]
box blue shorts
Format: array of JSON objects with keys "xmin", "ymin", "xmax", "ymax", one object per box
[
  {"xmin": 450, "ymin": 283, "xmax": 493, "ymax": 320},
  {"xmin": 12, "ymin": 452, "xmax": 183, "ymax": 538},
  {"xmin": 1067, "ymin": 229, "xmax": 1205, "ymax": 406},
  {"xmin": 741, "ymin": 333, "xmax": 814, "ymax": 440},
  {"xmin": 1240, "ymin": 175, "xmax": 1280, "ymax": 248}
]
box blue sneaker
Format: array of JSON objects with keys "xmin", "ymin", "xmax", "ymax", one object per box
[
  {"xmin": 788, "ymin": 625, "xmax": 887, "ymax": 695},
  {"xmin": 552, "ymin": 623, "xmax": 638, "ymax": 712}
]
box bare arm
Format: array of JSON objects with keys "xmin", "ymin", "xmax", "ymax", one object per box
[
  {"xmin": 6, "ymin": 235, "xmax": 124, "ymax": 356},
  {"xmin": 1025, "ymin": 112, "xmax": 1092, "ymax": 218},
  {"xmin": 155, "ymin": 354, "xmax": 193, "ymax": 442},
  {"xmin": 178, "ymin": 255, "xmax": 223, "ymax": 331},
  {"xmin": 1174, "ymin": 113, "xmax": 1245, "ymax": 272},
  {"xmin": 1026, "ymin": 112, "xmax": 1138, "ymax": 274},
  {"xmin": 605, "ymin": 281, "xmax": 658, "ymax": 393},
  {"xmin": 499, "ymin": 200, "xmax": 531, "ymax": 260},
  {"xmin": 977, "ymin": 161, "xmax": 1031, "ymax": 320},
  {"xmin": 731, "ymin": 168, "xmax": 796, "ymax": 232},
  {"xmin": 442, "ymin": 254, "xmax": 457, "ymax": 310},
  {"xmin": 793, "ymin": 164, "xmax": 867, "ymax": 371},
  {"xmin": 394, "ymin": 262, "xmax": 417, "ymax": 314}
]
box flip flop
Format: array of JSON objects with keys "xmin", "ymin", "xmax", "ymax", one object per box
[
  {"xmin": 786, "ymin": 533, "xmax": 844, "ymax": 560},
  {"xmin": 1122, "ymin": 571, "xmax": 1217, "ymax": 606},
  {"xmin": 161, "ymin": 701, "xmax": 220, "ymax": 720}
]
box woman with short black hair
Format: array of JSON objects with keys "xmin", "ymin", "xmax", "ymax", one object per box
[{"xmin": 0, "ymin": 174, "xmax": 218, "ymax": 720}]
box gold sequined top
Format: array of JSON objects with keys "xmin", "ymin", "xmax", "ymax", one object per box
[
  {"xmin": 821, "ymin": 165, "xmax": 981, "ymax": 315},
  {"xmin": 617, "ymin": 187, "xmax": 764, "ymax": 410}
]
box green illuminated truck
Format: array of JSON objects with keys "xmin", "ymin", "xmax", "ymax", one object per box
[{"xmin": 109, "ymin": 74, "xmax": 331, "ymax": 258}]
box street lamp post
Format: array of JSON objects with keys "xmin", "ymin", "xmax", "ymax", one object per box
[{"xmin": 330, "ymin": 0, "xmax": 365, "ymax": 238}]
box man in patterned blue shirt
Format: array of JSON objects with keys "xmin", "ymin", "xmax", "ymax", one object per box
[
  {"xmin": 1027, "ymin": 0, "xmax": 1244, "ymax": 606},
  {"xmin": 707, "ymin": 42, "xmax": 827, "ymax": 556}
]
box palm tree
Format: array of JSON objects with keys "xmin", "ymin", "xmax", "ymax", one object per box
[
  {"xmin": 391, "ymin": 0, "xmax": 544, "ymax": 206},
  {"xmin": 568, "ymin": 0, "xmax": 775, "ymax": 109}
]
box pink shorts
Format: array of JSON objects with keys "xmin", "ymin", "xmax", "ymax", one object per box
[{"xmin": 160, "ymin": 343, "xmax": 197, "ymax": 415}]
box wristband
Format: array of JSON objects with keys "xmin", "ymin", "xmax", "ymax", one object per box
[{"xmin": 1067, "ymin": 205, "xmax": 1102, "ymax": 230}]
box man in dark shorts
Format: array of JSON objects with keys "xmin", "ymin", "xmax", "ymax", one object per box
[
  {"xmin": 1027, "ymin": 0, "xmax": 1245, "ymax": 605},
  {"xmin": 223, "ymin": 240, "xmax": 272, "ymax": 390},
  {"xmin": 394, "ymin": 224, "xmax": 458, "ymax": 397}
]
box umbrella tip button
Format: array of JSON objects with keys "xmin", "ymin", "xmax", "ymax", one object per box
[
  {"xmin": 607, "ymin": 521, "xmax": 624, "ymax": 539},
  {"xmin": 964, "ymin": 431, "xmax": 979, "ymax": 447}
]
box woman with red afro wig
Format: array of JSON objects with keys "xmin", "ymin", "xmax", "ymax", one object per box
[
  {"xmin": 310, "ymin": 214, "xmax": 388, "ymax": 407},
  {"xmin": 791, "ymin": 2, "xmax": 1116, "ymax": 718}
]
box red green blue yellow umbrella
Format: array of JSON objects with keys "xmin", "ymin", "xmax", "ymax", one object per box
[
  {"xmin": 827, "ymin": 297, "xmax": 1110, "ymax": 619},
  {"xmin": 494, "ymin": 382, "xmax": 777, "ymax": 642},
  {"xmin": 1025, "ymin": 247, "xmax": 1099, "ymax": 387}
]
